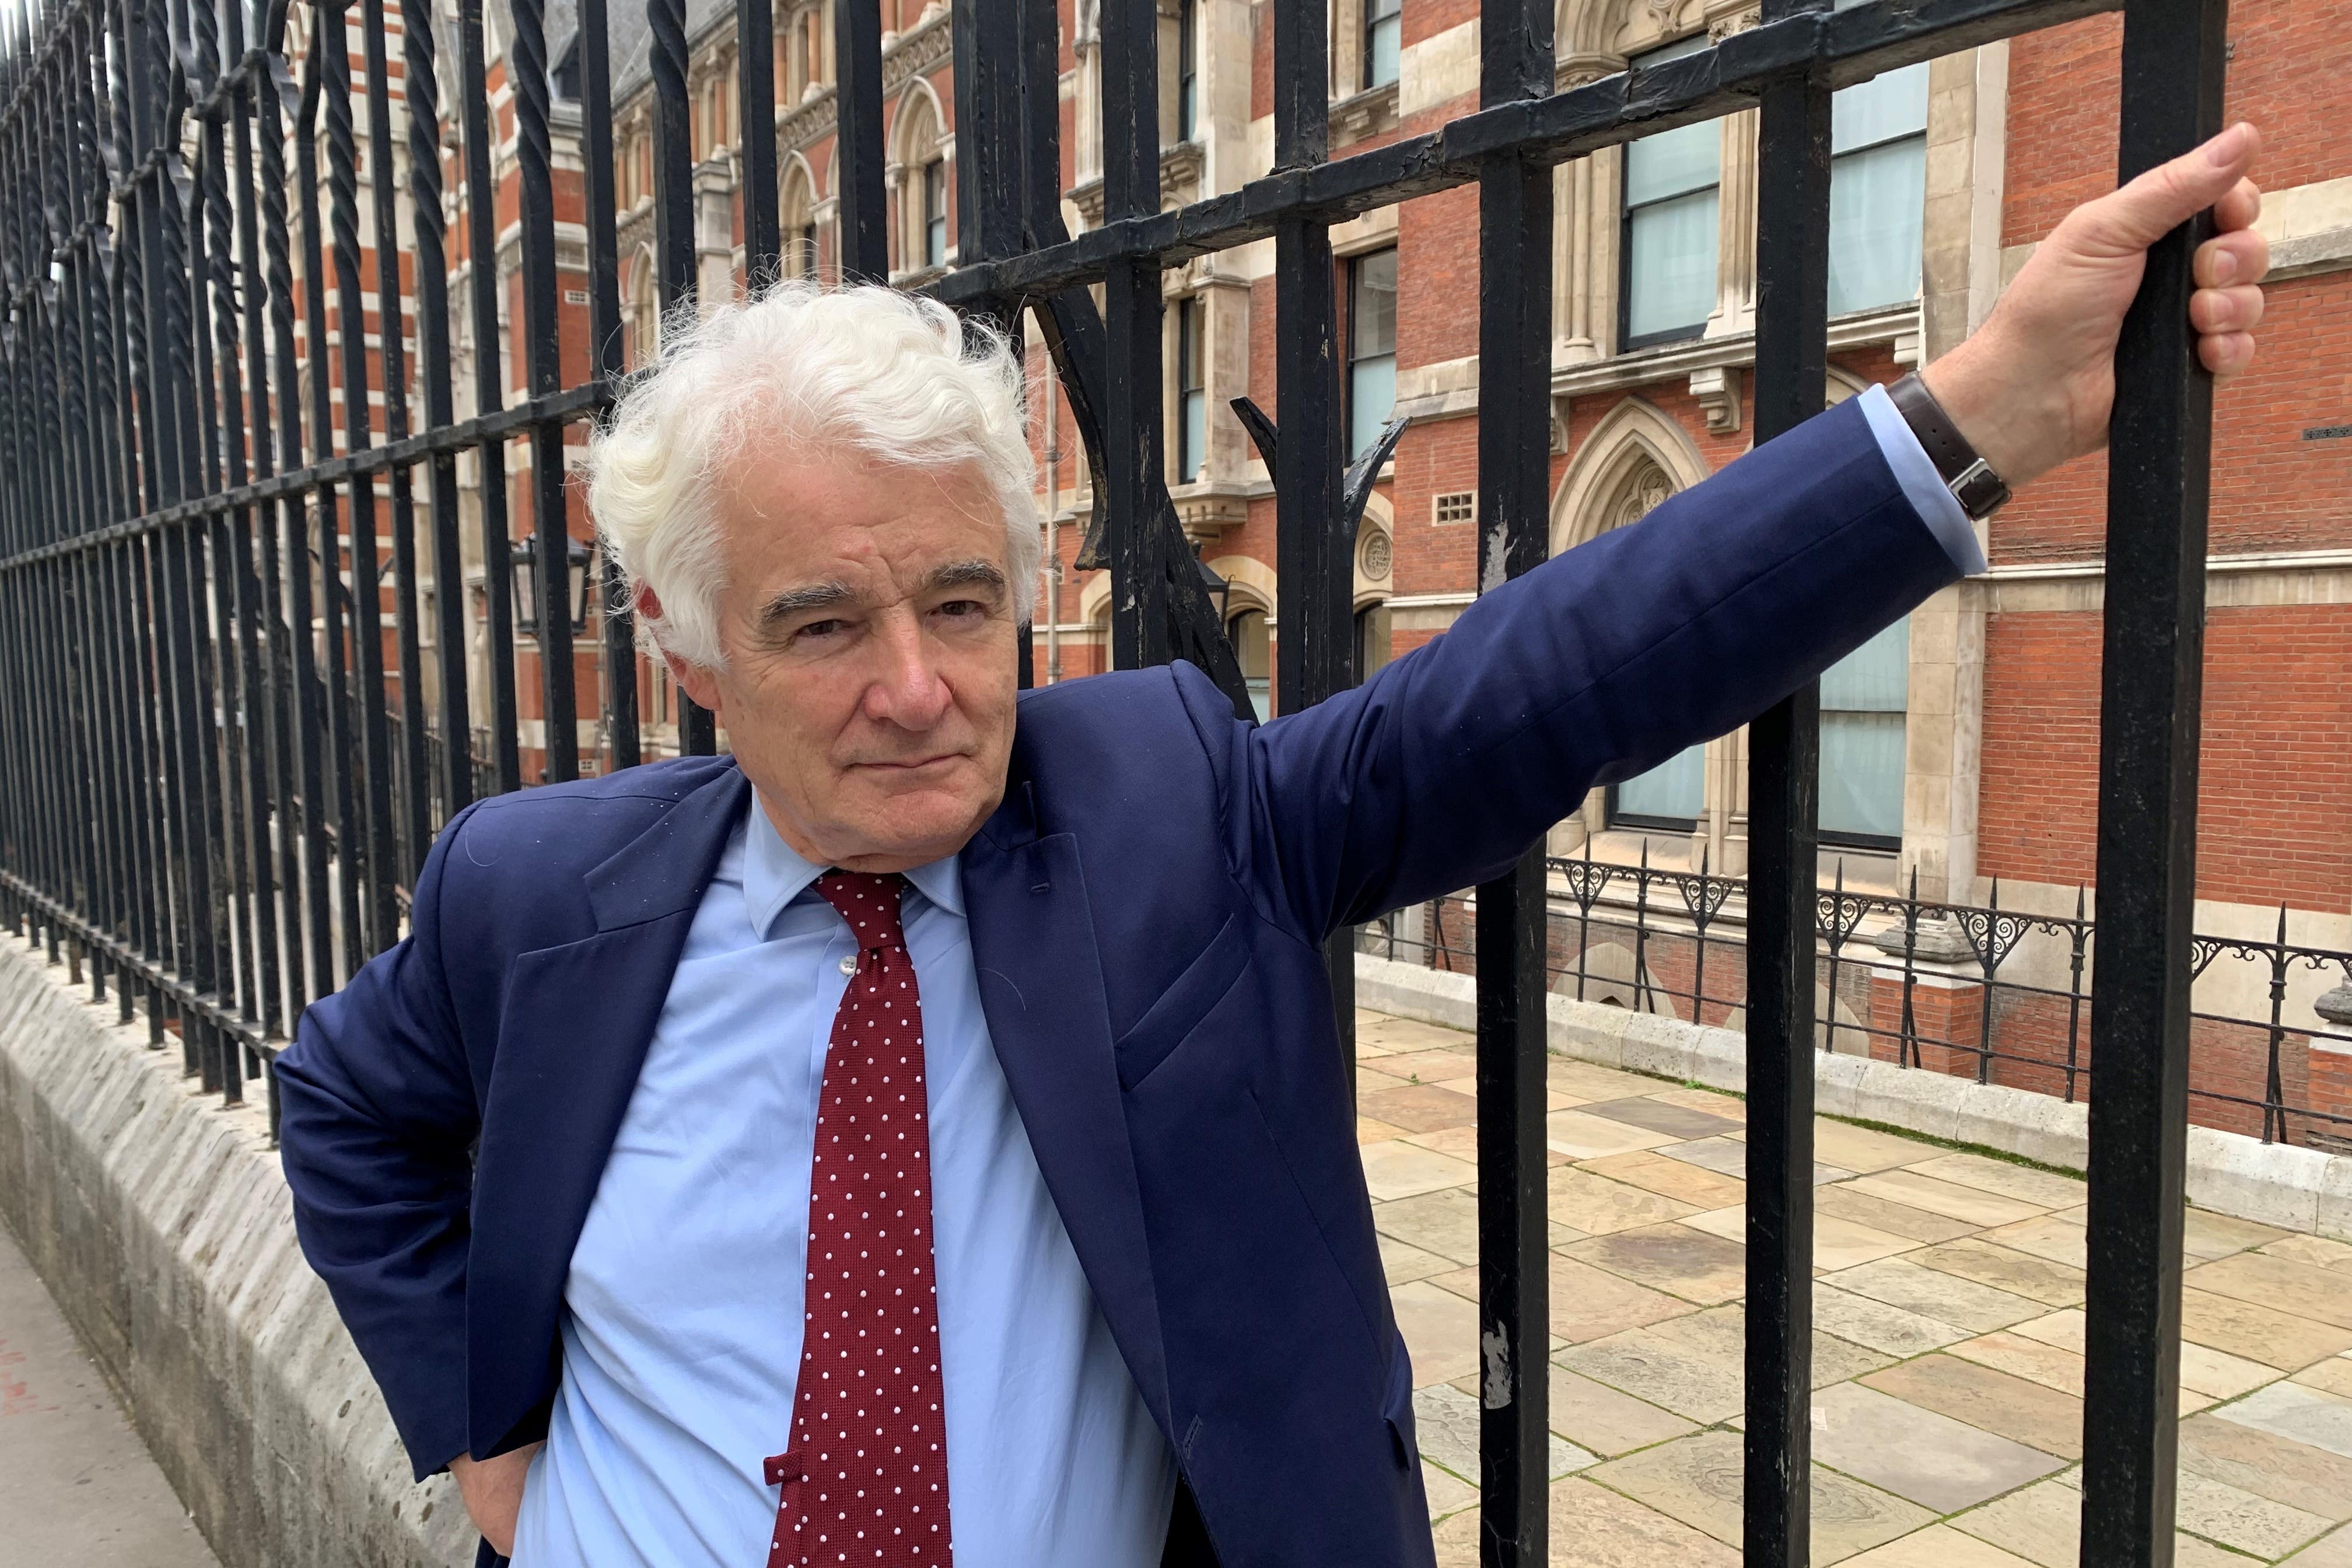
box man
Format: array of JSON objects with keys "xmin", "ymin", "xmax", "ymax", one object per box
[{"xmin": 275, "ymin": 127, "xmax": 2270, "ymax": 1567}]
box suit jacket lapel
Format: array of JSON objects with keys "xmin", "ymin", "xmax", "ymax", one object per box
[
  {"xmin": 962, "ymin": 821, "xmax": 1174, "ymax": 1436},
  {"xmin": 466, "ymin": 764, "xmax": 750, "ymax": 1457}
]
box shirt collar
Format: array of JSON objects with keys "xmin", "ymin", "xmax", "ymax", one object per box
[{"xmin": 740, "ymin": 790, "xmax": 967, "ymax": 938}]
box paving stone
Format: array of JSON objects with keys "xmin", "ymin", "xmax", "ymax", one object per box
[
  {"xmin": 2302, "ymin": 1361, "xmax": 2352, "ymax": 1402},
  {"xmin": 1561, "ymin": 1306, "xmax": 1891, "ymax": 1424},
  {"xmin": 1405, "ymin": 1125, "xmax": 1482, "ymax": 1163},
  {"xmin": 2168, "ymin": 1465, "xmax": 2336, "ymax": 1559},
  {"xmin": 1380, "ymin": 1233, "xmax": 1455, "ymax": 1286},
  {"xmin": 1643, "ymin": 1087, "xmax": 1747, "ymax": 1121},
  {"xmin": 1361, "ymin": 1082, "xmax": 1482, "ymax": 1134},
  {"xmin": 1546, "ymin": 1165, "xmax": 1698, "ymax": 1236},
  {"xmin": 1577, "ymin": 1150, "xmax": 1746, "ymax": 1210},
  {"xmin": 1360, "ymin": 1138, "xmax": 1478, "ymax": 1201},
  {"xmin": 1813, "ymin": 1118, "xmax": 1943, "ymax": 1174},
  {"xmin": 2218, "ymin": 1382, "xmax": 2352, "ymax": 1462},
  {"xmin": 1951, "ymin": 1474, "xmax": 2241, "ymax": 1568},
  {"xmin": 2186, "ymin": 1252, "xmax": 2352, "ymax": 1329},
  {"xmin": 2182, "ymin": 1286, "xmax": 2352, "ymax": 1371},
  {"xmin": 1357, "ymin": 1017, "xmax": 1468, "ymax": 1052},
  {"xmin": 1588, "ymin": 1428, "xmax": 1933, "ymax": 1561},
  {"xmin": 1393, "ymin": 1278, "xmax": 1483, "ymax": 1387},
  {"xmin": 1825, "ymin": 1256, "xmax": 2048, "ymax": 1333},
  {"xmin": 1421, "ymin": 1459, "xmax": 1478, "ymax": 1519},
  {"xmin": 1382, "ymin": 1046, "xmax": 1482, "ymax": 1082},
  {"xmin": 1973, "ymin": 1214, "xmax": 2087, "ymax": 1271},
  {"xmin": 1814, "ymin": 1182, "xmax": 1980, "ymax": 1244},
  {"xmin": 1679, "ymin": 1205, "xmax": 1917, "ymax": 1273},
  {"xmin": 1546, "ymin": 1252, "xmax": 1698, "ymax": 1345},
  {"xmin": 1580, "ymin": 1096, "xmax": 1745, "ymax": 1140},
  {"xmin": 1811, "ymin": 1382, "xmax": 2065, "ymax": 1513},
  {"xmin": 1412, "ymin": 1382, "xmax": 1595, "ymax": 1488},
  {"xmin": 2180, "ymin": 1408, "xmax": 2352, "ymax": 1521},
  {"xmin": 1546, "ymin": 1059, "xmax": 1667, "ymax": 1102},
  {"xmin": 1545, "ymin": 1362, "xmax": 1700, "ymax": 1457},
  {"xmin": 2265, "ymin": 1236, "xmax": 2352, "ymax": 1273},
  {"xmin": 1846, "ymin": 1170, "xmax": 2048, "ymax": 1228},
  {"xmin": 1374, "ymin": 1186, "xmax": 1482, "ymax": 1264},
  {"xmin": 1910, "ymin": 1239, "xmax": 2086, "ymax": 1307},
  {"xmin": 2288, "ymin": 1524, "xmax": 2352, "ymax": 1566},
  {"xmin": 1908, "ymin": 1152, "xmax": 2087, "ymax": 1209},
  {"xmin": 1430, "ymin": 1505, "xmax": 1479, "ymax": 1567},
  {"xmin": 1564, "ymin": 1223, "xmax": 1750, "ymax": 1306},
  {"xmin": 1813, "ymin": 1284, "xmax": 1972, "ymax": 1357},
  {"xmin": 1546, "ymin": 1108, "xmax": 1681, "ymax": 1160},
  {"xmin": 1841, "ymin": 1524, "xmax": 2042, "ymax": 1567},
  {"xmin": 1659, "ymin": 1135, "xmax": 1850, "ymax": 1185},
  {"xmin": 2178, "ymin": 1208, "xmax": 2292, "ymax": 1261},
  {"xmin": 1950, "ymin": 1331, "xmax": 2084, "ymax": 1397},
  {"xmin": 1860, "ymin": 1353, "xmax": 2083, "ymax": 1461},
  {"xmin": 1359, "ymin": 1114, "xmax": 1409, "ymax": 1143},
  {"xmin": 1545, "ymin": 1475, "xmax": 1744, "ymax": 1567},
  {"xmin": 2006, "ymin": 1308, "xmax": 2282, "ymax": 1400}
]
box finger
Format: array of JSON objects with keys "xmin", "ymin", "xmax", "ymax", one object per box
[
  {"xmin": 2194, "ymin": 228, "xmax": 2270, "ymax": 287},
  {"xmin": 2088, "ymin": 121, "xmax": 2263, "ymax": 253},
  {"xmin": 2199, "ymin": 330, "xmax": 2256, "ymax": 379},
  {"xmin": 2190, "ymin": 282, "xmax": 2265, "ymax": 334},
  {"xmin": 2213, "ymin": 176, "xmax": 2262, "ymax": 233}
]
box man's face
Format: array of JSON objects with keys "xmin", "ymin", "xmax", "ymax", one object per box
[{"xmin": 657, "ymin": 445, "xmax": 1019, "ymax": 873}]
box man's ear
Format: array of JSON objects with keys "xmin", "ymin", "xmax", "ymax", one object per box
[{"xmin": 636, "ymin": 582, "xmax": 724, "ymax": 717}]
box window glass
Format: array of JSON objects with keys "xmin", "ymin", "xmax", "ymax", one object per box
[
  {"xmin": 923, "ymin": 159, "xmax": 947, "ymax": 268},
  {"xmin": 1826, "ymin": 55, "xmax": 1928, "ymax": 315},
  {"xmin": 1366, "ymin": 0, "xmax": 1402, "ymax": 89},
  {"xmin": 1178, "ymin": 298, "xmax": 1207, "ymax": 483},
  {"xmin": 1615, "ymin": 743, "xmax": 1706, "ymax": 827},
  {"xmin": 1228, "ymin": 608, "xmax": 1271, "ymax": 722},
  {"xmin": 1348, "ymin": 248, "xmax": 1398, "ymax": 459},
  {"xmin": 1178, "ymin": 0, "xmax": 1199, "ymax": 139},
  {"xmin": 1621, "ymin": 40, "xmax": 1721, "ymax": 346},
  {"xmin": 1819, "ymin": 614, "xmax": 1909, "ymax": 842},
  {"xmin": 1356, "ymin": 602, "xmax": 1391, "ymax": 680}
]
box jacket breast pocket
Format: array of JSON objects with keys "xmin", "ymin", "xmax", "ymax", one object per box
[{"xmin": 1114, "ymin": 912, "xmax": 1252, "ymax": 1091}]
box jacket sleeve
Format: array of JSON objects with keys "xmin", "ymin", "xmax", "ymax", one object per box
[
  {"xmin": 274, "ymin": 802, "xmax": 484, "ymax": 1479},
  {"xmin": 1183, "ymin": 395, "xmax": 1961, "ymax": 944}
]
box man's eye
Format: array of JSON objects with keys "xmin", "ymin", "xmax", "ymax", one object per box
[
  {"xmin": 937, "ymin": 600, "xmax": 984, "ymax": 619},
  {"xmin": 796, "ymin": 618, "xmax": 847, "ymax": 640}
]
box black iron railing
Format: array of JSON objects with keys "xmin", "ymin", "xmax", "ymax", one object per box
[
  {"xmin": 1364, "ymin": 855, "xmax": 2352, "ymax": 1148},
  {"xmin": 0, "ymin": 0, "xmax": 2231, "ymax": 1562}
]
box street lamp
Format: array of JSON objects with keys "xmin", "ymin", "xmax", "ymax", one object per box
[{"xmin": 511, "ymin": 530, "xmax": 592, "ymax": 637}]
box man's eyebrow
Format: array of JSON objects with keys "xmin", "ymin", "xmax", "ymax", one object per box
[
  {"xmin": 755, "ymin": 580, "xmax": 857, "ymax": 623},
  {"xmin": 928, "ymin": 559, "xmax": 1008, "ymax": 594}
]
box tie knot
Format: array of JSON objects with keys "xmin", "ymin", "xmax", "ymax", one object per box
[{"xmin": 814, "ymin": 870, "xmax": 908, "ymax": 952}]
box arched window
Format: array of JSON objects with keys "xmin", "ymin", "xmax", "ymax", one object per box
[
  {"xmin": 1601, "ymin": 457, "xmax": 1706, "ymax": 830},
  {"xmin": 782, "ymin": 164, "xmax": 819, "ymax": 281},
  {"xmin": 624, "ymin": 250, "xmax": 658, "ymax": 370},
  {"xmin": 894, "ymin": 94, "xmax": 948, "ymax": 274}
]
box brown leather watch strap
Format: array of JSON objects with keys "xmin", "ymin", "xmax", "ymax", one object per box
[{"xmin": 1888, "ymin": 371, "xmax": 2011, "ymax": 521}]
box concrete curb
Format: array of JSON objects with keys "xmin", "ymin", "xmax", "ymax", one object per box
[
  {"xmin": 0, "ymin": 936, "xmax": 470, "ymax": 1568},
  {"xmin": 1356, "ymin": 952, "xmax": 2352, "ymax": 1241}
]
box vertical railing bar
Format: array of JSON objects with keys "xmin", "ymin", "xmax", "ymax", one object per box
[
  {"xmin": 645, "ymin": 0, "xmax": 709, "ymax": 757},
  {"xmin": 508, "ymin": 0, "xmax": 579, "ymax": 782},
  {"xmin": 575, "ymin": 0, "xmax": 637, "ymax": 772},
  {"xmin": 457, "ymin": 0, "xmax": 519, "ymax": 795},
  {"xmin": 1474, "ymin": 0, "xmax": 1556, "ymax": 1559},
  {"xmin": 1097, "ymin": 0, "xmax": 1163, "ymax": 674},
  {"xmin": 1745, "ymin": 1, "xmax": 1832, "ymax": 1560},
  {"xmin": 2080, "ymin": 3, "xmax": 2226, "ymax": 1551},
  {"xmin": 831, "ymin": 0, "xmax": 885, "ymax": 283},
  {"xmin": 736, "ymin": 0, "xmax": 779, "ymax": 288}
]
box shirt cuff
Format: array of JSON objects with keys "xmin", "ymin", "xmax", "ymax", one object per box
[{"xmin": 1857, "ymin": 380, "xmax": 1989, "ymax": 578}]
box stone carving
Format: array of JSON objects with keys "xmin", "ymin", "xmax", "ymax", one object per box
[{"xmin": 1360, "ymin": 526, "xmax": 1394, "ymax": 580}]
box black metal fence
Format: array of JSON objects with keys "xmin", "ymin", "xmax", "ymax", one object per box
[
  {"xmin": 0, "ymin": 0, "xmax": 2232, "ymax": 1563},
  {"xmin": 1364, "ymin": 855, "xmax": 2352, "ymax": 1149}
]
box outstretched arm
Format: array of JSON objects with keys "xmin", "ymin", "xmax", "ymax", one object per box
[{"xmin": 1217, "ymin": 123, "xmax": 2269, "ymax": 943}]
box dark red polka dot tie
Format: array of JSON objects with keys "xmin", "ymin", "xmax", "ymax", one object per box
[{"xmin": 764, "ymin": 872, "xmax": 953, "ymax": 1567}]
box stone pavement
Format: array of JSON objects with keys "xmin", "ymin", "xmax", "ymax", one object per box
[
  {"xmin": 1356, "ymin": 1009, "xmax": 2352, "ymax": 1566},
  {"xmin": 0, "ymin": 1219, "xmax": 220, "ymax": 1568}
]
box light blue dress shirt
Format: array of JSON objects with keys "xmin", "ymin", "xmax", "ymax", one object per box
[
  {"xmin": 510, "ymin": 797, "xmax": 1177, "ymax": 1567},
  {"xmin": 1858, "ymin": 380, "xmax": 1989, "ymax": 577}
]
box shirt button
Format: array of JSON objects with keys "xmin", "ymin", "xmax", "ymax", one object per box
[{"xmin": 838, "ymin": 955, "xmax": 858, "ymax": 976}]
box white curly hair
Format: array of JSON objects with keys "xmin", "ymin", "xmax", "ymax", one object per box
[{"xmin": 585, "ymin": 281, "xmax": 1041, "ymax": 670}]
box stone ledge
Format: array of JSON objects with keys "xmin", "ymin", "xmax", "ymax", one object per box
[
  {"xmin": 1356, "ymin": 951, "xmax": 2352, "ymax": 1241},
  {"xmin": 0, "ymin": 937, "xmax": 469, "ymax": 1568}
]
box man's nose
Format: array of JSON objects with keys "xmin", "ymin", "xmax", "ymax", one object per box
[{"xmin": 860, "ymin": 612, "xmax": 953, "ymax": 730}]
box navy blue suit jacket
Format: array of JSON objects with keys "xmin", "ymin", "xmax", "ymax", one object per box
[{"xmin": 275, "ymin": 398, "xmax": 1960, "ymax": 1565}]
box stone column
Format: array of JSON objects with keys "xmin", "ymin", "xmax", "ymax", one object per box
[
  {"xmin": 1898, "ymin": 580, "xmax": 1986, "ymax": 903},
  {"xmin": 1552, "ymin": 55, "xmax": 1623, "ymax": 365},
  {"xmin": 1706, "ymin": 106, "xmax": 1759, "ymax": 340}
]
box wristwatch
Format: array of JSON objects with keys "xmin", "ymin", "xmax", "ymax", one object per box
[{"xmin": 1888, "ymin": 371, "xmax": 2011, "ymax": 522}]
